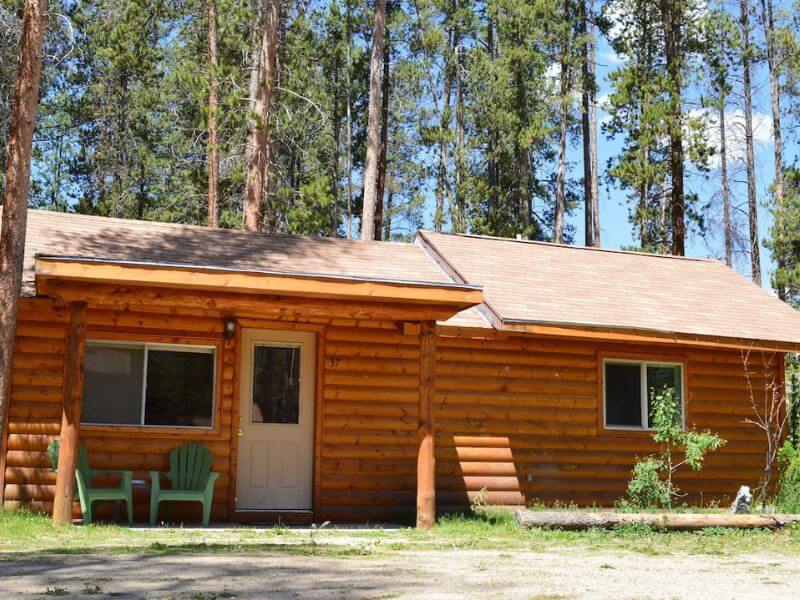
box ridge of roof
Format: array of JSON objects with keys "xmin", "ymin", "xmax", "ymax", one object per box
[
  {"xmin": 415, "ymin": 231, "xmax": 504, "ymax": 329},
  {"xmin": 24, "ymin": 208, "xmax": 415, "ymax": 247},
  {"xmin": 419, "ymin": 229, "xmax": 719, "ymax": 264}
]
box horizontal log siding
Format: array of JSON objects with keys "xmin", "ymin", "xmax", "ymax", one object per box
[
  {"xmin": 434, "ymin": 333, "xmax": 776, "ymax": 509},
  {"xmin": 2, "ymin": 296, "xmax": 780, "ymax": 522},
  {"xmin": 320, "ymin": 323, "xmax": 420, "ymax": 521},
  {"xmin": 3, "ymin": 298, "xmax": 234, "ymax": 522},
  {"xmin": 3, "ymin": 299, "xmax": 68, "ymax": 514}
]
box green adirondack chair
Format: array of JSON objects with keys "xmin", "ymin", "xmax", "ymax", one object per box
[
  {"xmin": 47, "ymin": 439, "xmax": 133, "ymax": 525},
  {"xmin": 149, "ymin": 443, "xmax": 219, "ymax": 527}
]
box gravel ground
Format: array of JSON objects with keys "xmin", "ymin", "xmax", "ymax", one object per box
[{"xmin": 2, "ymin": 549, "xmax": 799, "ymax": 599}]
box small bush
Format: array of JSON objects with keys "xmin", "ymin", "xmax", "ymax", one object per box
[
  {"xmin": 626, "ymin": 457, "xmax": 671, "ymax": 509},
  {"xmin": 469, "ymin": 487, "xmax": 516, "ymax": 526},
  {"xmin": 776, "ymin": 441, "xmax": 800, "ymax": 513}
]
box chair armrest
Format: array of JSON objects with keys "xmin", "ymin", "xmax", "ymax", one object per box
[
  {"xmin": 95, "ymin": 469, "xmax": 132, "ymax": 478},
  {"xmin": 88, "ymin": 469, "xmax": 131, "ymax": 487},
  {"xmin": 150, "ymin": 471, "xmax": 164, "ymax": 495},
  {"xmin": 204, "ymin": 472, "xmax": 220, "ymax": 494}
]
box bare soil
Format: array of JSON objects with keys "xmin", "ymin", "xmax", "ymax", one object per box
[{"xmin": 3, "ymin": 548, "xmax": 799, "ymax": 599}]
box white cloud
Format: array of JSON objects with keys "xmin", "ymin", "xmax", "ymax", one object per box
[
  {"xmin": 690, "ymin": 108, "xmax": 773, "ymax": 169},
  {"xmin": 599, "ymin": 50, "xmax": 624, "ymax": 66},
  {"xmin": 544, "ymin": 62, "xmax": 561, "ymax": 84},
  {"xmin": 596, "ymin": 93, "xmax": 611, "ymax": 113}
]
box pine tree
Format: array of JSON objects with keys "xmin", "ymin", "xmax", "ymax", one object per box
[
  {"xmin": 0, "ymin": 0, "xmax": 48, "ymax": 449},
  {"xmin": 739, "ymin": 0, "xmax": 761, "ymax": 284},
  {"xmin": 360, "ymin": 0, "xmax": 387, "ymax": 240}
]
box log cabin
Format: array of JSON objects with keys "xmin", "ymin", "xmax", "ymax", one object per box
[{"xmin": 3, "ymin": 208, "xmax": 800, "ymax": 526}]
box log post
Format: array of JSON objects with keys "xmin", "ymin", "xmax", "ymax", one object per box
[
  {"xmin": 416, "ymin": 320, "xmax": 436, "ymax": 529},
  {"xmin": 52, "ymin": 302, "xmax": 87, "ymax": 524}
]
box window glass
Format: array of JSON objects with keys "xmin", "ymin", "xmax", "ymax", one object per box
[
  {"xmin": 604, "ymin": 362, "xmax": 642, "ymax": 427},
  {"xmin": 646, "ymin": 365, "xmax": 682, "ymax": 428},
  {"xmin": 145, "ymin": 348, "xmax": 215, "ymax": 427},
  {"xmin": 252, "ymin": 345, "xmax": 301, "ymax": 424},
  {"xmin": 82, "ymin": 342, "xmax": 215, "ymax": 428},
  {"xmin": 82, "ymin": 344, "xmax": 145, "ymax": 425}
]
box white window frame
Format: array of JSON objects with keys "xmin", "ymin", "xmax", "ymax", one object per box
[
  {"xmin": 82, "ymin": 339, "xmax": 217, "ymax": 429},
  {"xmin": 602, "ymin": 358, "xmax": 685, "ymax": 431}
]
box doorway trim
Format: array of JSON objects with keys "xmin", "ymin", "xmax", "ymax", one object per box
[{"xmin": 228, "ymin": 319, "xmax": 324, "ymax": 520}]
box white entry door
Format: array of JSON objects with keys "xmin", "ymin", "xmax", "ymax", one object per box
[{"xmin": 236, "ymin": 328, "xmax": 316, "ymax": 511}]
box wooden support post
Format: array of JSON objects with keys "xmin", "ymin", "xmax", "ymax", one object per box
[
  {"xmin": 416, "ymin": 320, "xmax": 436, "ymax": 529},
  {"xmin": 52, "ymin": 302, "xmax": 87, "ymax": 524}
]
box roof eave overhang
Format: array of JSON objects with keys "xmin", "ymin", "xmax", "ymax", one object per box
[
  {"xmin": 34, "ymin": 255, "xmax": 483, "ymax": 314},
  {"xmin": 497, "ymin": 318, "xmax": 800, "ymax": 353}
]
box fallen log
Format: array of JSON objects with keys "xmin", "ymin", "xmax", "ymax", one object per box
[{"xmin": 515, "ymin": 509, "xmax": 800, "ymax": 531}]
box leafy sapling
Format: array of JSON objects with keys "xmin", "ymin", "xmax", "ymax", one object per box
[{"xmin": 626, "ymin": 386, "xmax": 726, "ymax": 509}]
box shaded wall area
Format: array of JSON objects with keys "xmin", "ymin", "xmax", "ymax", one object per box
[{"xmin": 434, "ymin": 332, "xmax": 776, "ymax": 509}]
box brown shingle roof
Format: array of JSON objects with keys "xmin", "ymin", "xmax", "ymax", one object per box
[
  {"xmin": 14, "ymin": 209, "xmax": 800, "ymax": 345},
  {"xmin": 17, "ymin": 209, "xmax": 454, "ymax": 296},
  {"xmin": 419, "ymin": 231, "xmax": 800, "ymax": 345}
]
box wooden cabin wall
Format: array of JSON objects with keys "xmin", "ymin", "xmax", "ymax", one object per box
[
  {"xmin": 1, "ymin": 296, "xmax": 780, "ymax": 521},
  {"xmin": 320, "ymin": 322, "xmax": 421, "ymax": 522},
  {"xmin": 3, "ymin": 299, "xmax": 68, "ymax": 515},
  {"xmin": 3, "ymin": 297, "xmax": 235, "ymax": 521},
  {"xmin": 2, "ymin": 297, "xmax": 423, "ymax": 523},
  {"xmin": 434, "ymin": 332, "xmax": 776, "ymax": 509}
]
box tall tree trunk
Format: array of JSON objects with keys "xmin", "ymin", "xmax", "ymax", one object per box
[
  {"xmin": 659, "ymin": 0, "xmax": 685, "ymax": 256},
  {"xmin": 383, "ymin": 190, "xmax": 393, "ymax": 240},
  {"xmin": 345, "ymin": 0, "xmax": 354, "ymax": 239},
  {"xmin": 513, "ymin": 28, "xmax": 531, "ymax": 234},
  {"xmin": 581, "ymin": 0, "xmax": 600, "ymax": 247},
  {"xmin": 374, "ymin": 11, "xmax": 391, "ymax": 241},
  {"xmin": 206, "ymin": 0, "xmax": 219, "ymax": 228},
  {"xmin": 0, "ymin": 0, "xmax": 48, "ymax": 443},
  {"xmin": 759, "ymin": 0, "xmax": 783, "ymax": 296},
  {"xmin": 434, "ymin": 26, "xmax": 453, "ymax": 234},
  {"xmin": 486, "ymin": 14, "xmax": 498, "ymax": 216},
  {"xmin": 554, "ymin": 0, "xmax": 570, "ymax": 245},
  {"xmin": 588, "ymin": 0, "xmax": 599, "ymax": 247},
  {"xmin": 330, "ymin": 75, "xmax": 341, "ymax": 237},
  {"xmin": 360, "ymin": 0, "xmax": 387, "ymax": 241},
  {"xmin": 639, "ymin": 147, "xmax": 650, "ymax": 247},
  {"xmin": 719, "ymin": 99, "xmax": 732, "ymax": 267},
  {"xmin": 452, "ymin": 0, "xmax": 465, "ymax": 234},
  {"xmin": 243, "ymin": 0, "xmax": 280, "ymax": 231},
  {"xmin": 740, "ymin": 0, "xmax": 761, "ymax": 284},
  {"xmin": 434, "ymin": 58, "xmax": 452, "ymax": 233}
]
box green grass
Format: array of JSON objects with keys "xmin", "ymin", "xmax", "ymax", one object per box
[{"xmin": 3, "ymin": 507, "xmax": 800, "ymax": 558}]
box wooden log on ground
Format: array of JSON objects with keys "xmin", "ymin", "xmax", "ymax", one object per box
[{"xmin": 515, "ymin": 509, "xmax": 800, "ymax": 531}]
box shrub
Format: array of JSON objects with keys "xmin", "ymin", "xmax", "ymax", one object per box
[
  {"xmin": 776, "ymin": 441, "xmax": 800, "ymax": 513},
  {"xmin": 625, "ymin": 386, "xmax": 726, "ymax": 509}
]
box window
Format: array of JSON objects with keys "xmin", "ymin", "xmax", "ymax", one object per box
[
  {"xmin": 251, "ymin": 345, "xmax": 301, "ymax": 424},
  {"xmin": 82, "ymin": 341, "xmax": 216, "ymax": 428},
  {"xmin": 603, "ymin": 359, "xmax": 683, "ymax": 430}
]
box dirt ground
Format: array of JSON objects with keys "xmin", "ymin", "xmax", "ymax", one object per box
[{"xmin": 3, "ymin": 548, "xmax": 799, "ymax": 599}]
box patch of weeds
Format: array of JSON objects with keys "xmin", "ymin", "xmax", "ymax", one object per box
[
  {"xmin": 612, "ymin": 522, "xmax": 655, "ymax": 536},
  {"xmin": 272, "ymin": 522, "xmax": 289, "ymax": 536},
  {"xmin": 42, "ymin": 587, "xmax": 69, "ymax": 596},
  {"xmin": 82, "ymin": 583, "xmax": 103, "ymax": 595},
  {"xmin": 599, "ymin": 563, "xmax": 614, "ymax": 569}
]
